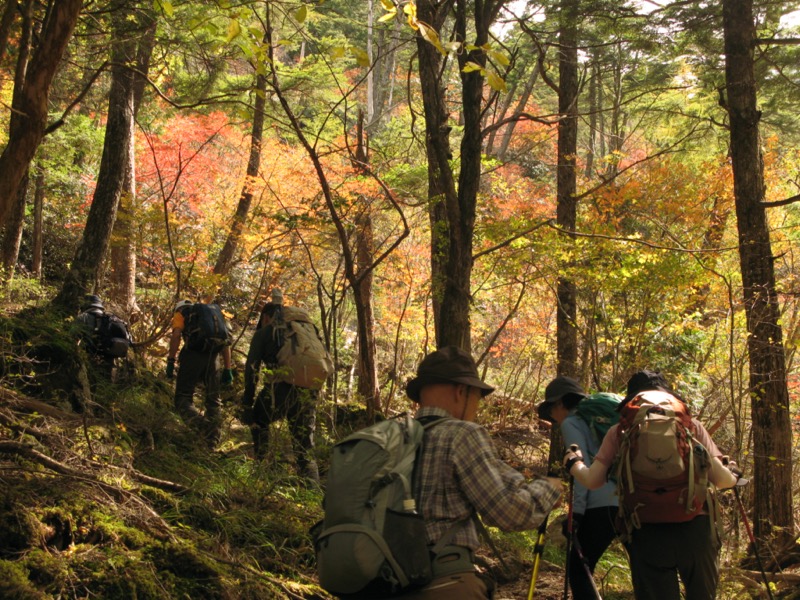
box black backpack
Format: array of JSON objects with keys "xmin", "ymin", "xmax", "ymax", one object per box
[
  {"xmin": 81, "ymin": 310, "xmax": 133, "ymax": 358},
  {"xmin": 184, "ymin": 303, "xmax": 231, "ymax": 353}
]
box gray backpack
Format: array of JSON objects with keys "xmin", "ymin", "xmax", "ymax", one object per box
[
  {"xmin": 273, "ymin": 306, "xmax": 333, "ymax": 389},
  {"xmin": 313, "ymin": 414, "xmax": 449, "ymax": 598}
]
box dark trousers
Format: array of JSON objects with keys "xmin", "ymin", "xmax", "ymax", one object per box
[
  {"xmin": 569, "ymin": 506, "xmax": 618, "ymax": 598},
  {"xmin": 251, "ymin": 381, "xmax": 318, "ymax": 478},
  {"xmin": 174, "ymin": 348, "xmax": 221, "ymax": 445},
  {"xmin": 628, "ymin": 516, "xmax": 719, "ymax": 600}
]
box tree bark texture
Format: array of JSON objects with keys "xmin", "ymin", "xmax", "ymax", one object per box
[
  {"xmin": 0, "ymin": 0, "xmax": 82, "ymax": 227},
  {"xmin": 55, "ymin": 0, "xmax": 137, "ymax": 312},
  {"xmin": 109, "ymin": 7, "xmax": 156, "ymax": 316},
  {"xmin": 32, "ymin": 167, "xmax": 44, "ymax": 278},
  {"xmin": 1, "ymin": 0, "xmax": 33, "ymax": 277},
  {"xmin": 416, "ymin": 0, "xmax": 456, "ymax": 345},
  {"xmin": 556, "ymin": 0, "xmax": 579, "ymax": 378},
  {"xmin": 722, "ymin": 0, "xmax": 794, "ymax": 544},
  {"xmin": 417, "ymin": 0, "xmax": 505, "ymax": 353}
]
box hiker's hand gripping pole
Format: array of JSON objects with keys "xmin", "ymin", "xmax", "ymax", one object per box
[
  {"xmin": 562, "ymin": 445, "xmax": 579, "ymax": 600},
  {"xmin": 722, "ymin": 456, "xmax": 774, "ymax": 600}
]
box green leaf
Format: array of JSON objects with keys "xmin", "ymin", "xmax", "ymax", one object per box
[
  {"xmin": 154, "ymin": 0, "xmax": 174, "ymax": 17},
  {"xmin": 329, "ymin": 46, "xmax": 346, "ymax": 60},
  {"xmin": 295, "ymin": 4, "xmax": 308, "ymax": 23}
]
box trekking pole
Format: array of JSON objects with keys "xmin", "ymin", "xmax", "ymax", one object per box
[
  {"xmin": 527, "ymin": 513, "xmax": 550, "ymax": 600},
  {"xmin": 571, "ymin": 533, "xmax": 603, "ymax": 600},
  {"xmin": 722, "ymin": 457, "xmax": 774, "ymax": 600},
  {"xmin": 563, "ymin": 444, "xmax": 578, "ymax": 600}
]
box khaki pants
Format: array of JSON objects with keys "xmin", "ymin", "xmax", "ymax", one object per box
[{"xmin": 400, "ymin": 571, "xmax": 493, "ymax": 600}]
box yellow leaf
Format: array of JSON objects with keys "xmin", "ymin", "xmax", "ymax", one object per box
[
  {"xmin": 295, "ymin": 4, "xmax": 308, "ymax": 23},
  {"xmin": 226, "ymin": 19, "xmax": 241, "ymax": 42},
  {"xmin": 350, "ymin": 46, "xmax": 370, "ymax": 67},
  {"xmin": 329, "ymin": 46, "xmax": 346, "ymax": 60},
  {"xmin": 405, "ymin": 1, "xmax": 418, "ymax": 29},
  {"xmin": 417, "ymin": 21, "xmax": 445, "ymax": 55},
  {"xmin": 487, "ymin": 71, "xmax": 508, "ymax": 92},
  {"xmin": 462, "ymin": 61, "xmax": 484, "ymax": 73},
  {"xmin": 489, "ymin": 49, "xmax": 510, "ymax": 67},
  {"xmin": 378, "ymin": 9, "xmax": 397, "ymax": 22},
  {"xmin": 380, "ymin": 0, "xmax": 395, "ymax": 10}
]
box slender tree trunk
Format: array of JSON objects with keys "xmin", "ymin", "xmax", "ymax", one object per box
[
  {"xmin": 722, "ymin": 0, "xmax": 794, "ymax": 545},
  {"xmin": 55, "ymin": 0, "xmax": 137, "ymax": 312},
  {"xmin": 1, "ymin": 171, "xmax": 27, "ymax": 276},
  {"xmin": 0, "ymin": 0, "xmax": 82, "ymax": 227},
  {"xmin": 0, "ymin": 0, "xmax": 33, "ymax": 279},
  {"xmin": 556, "ymin": 0, "xmax": 579, "ymax": 377},
  {"xmin": 416, "ymin": 0, "xmax": 455, "ymax": 341},
  {"xmin": 0, "ymin": 0, "xmax": 18, "ymax": 65},
  {"xmin": 355, "ymin": 210, "xmax": 379, "ymax": 408},
  {"xmin": 213, "ymin": 24, "xmax": 268, "ymax": 276},
  {"xmin": 31, "ymin": 166, "xmax": 44, "ymax": 278},
  {"xmin": 417, "ymin": 0, "xmax": 505, "ymax": 353},
  {"xmin": 109, "ymin": 8, "xmax": 155, "ymax": 315},
  {"xmin": 496, "ymin": 66, "xmax": 538, "ymax": 161}
]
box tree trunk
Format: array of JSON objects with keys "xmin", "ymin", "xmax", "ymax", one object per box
[
  {"xmin": 0, "ymin": 0, "xmax": 82, "ymax": 227},
  {"xmin": 55, "ymin": 0, "xmax": 137, "ymax": 312},
  {"xmin": 496, "ymin": 66, "xmax": 538, "ymax": 161},
  {"xmin": 213, "ymin": 25, "xmax": 268, "ymax": 276},
  {"xmin": 1, "ymin": 170, "xmax": 28, "ymax": 277},
  {"xmin": 355, "ymin": 210, "xmax": 379, "ymax": 409},
  {"xmin": 0, "ymin": 0, "xmax": 33, "ymax": 279},
  {"xmin": 31, "ymin": 167, "xmax": 44, "ymax": 278},
  {"xmin": 415, "ymin": 0, "xmax": 455, "ymax": 341},
  {"xmin": 556, "ymin": 0, "xmax": 579, "ymax": 377},
  {"xmin": 722, "ymin": 0, "xmax": 794, "ymax": 545},
  {"xmin": 109, "ymin": 7, "xmax": 155, "ymax": 315},
  {"xmin": 417, "ymin": 0, "xmax": 505, "ymax": 353}
]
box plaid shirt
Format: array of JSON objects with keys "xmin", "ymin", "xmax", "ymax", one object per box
[{"xmin": 415, "ymin": 406, "xmax": 561, "ymax": 550}]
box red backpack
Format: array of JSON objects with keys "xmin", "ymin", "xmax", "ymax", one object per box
[{"xmin": 614, "ymin": 390, "xmax": 711, "ymax": 532}]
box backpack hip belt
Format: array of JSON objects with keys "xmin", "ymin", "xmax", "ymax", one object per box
[{"xmin": 429, "ymin": 544, "xmax": 475, "ymax": 578}]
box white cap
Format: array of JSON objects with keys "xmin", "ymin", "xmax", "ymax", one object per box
[
  {"xmin": 271, "ymin": 288, "xmax": 283, "ymax": 305},
  {"xmin": 174, "ymin": 299, "xmax": 192, "ymax": 312}
]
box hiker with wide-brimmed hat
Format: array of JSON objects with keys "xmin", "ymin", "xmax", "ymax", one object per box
[
  {"xmin": 537, "ymin": 376, "xmax": 621, "ymax": 599},
  {"xmin": 400, "ymin": 346, "xmax": 562, "ymax": 600}
]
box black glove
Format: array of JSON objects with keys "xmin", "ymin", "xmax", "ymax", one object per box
[
  {"xmin": 722, "ymin": 456, "xmax": 744, "ymax": 480},
  {"xmin": 561, "ymin": 513, "xmax": 584, "ymax": 539},
  {"xmin": 563, "ymin": 446, "xmax": 584, "ymax": 474},
  {"xmin": 166, "ymin": 358, "xmax": 175, "ymax": 379}
]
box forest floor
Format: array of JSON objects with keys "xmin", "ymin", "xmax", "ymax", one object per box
[{"xmin": 1, "ymin": 305, "xmax": 797, "ymax": 599}]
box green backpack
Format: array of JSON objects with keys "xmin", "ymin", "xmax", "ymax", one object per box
[
  {"xmin": 313, "ymin": 414, "xmax": 449, "ymax": 598},
  {"xmin": 575, "ymin": 392, "xmax": 623, "ymax": 446}
]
